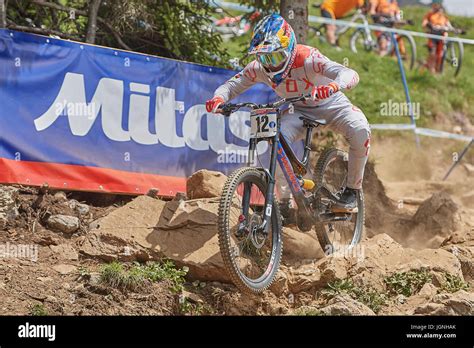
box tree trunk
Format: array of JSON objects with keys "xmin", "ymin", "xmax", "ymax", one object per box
[
  {"xmin": 280, "ymin": 0, "xmax": 308, "ymax": 44},
  {"xmin": 85, "ymin": 0, "xmax": 101, "ymax": 43},
  {"xmin": 0, "ymin": 0, "xmax": 6, "ymax": 28}
]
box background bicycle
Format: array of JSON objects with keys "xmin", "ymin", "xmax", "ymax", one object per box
[{"xmin": 350, "ymin": 15, "xmax": 417, "ymax": 70}]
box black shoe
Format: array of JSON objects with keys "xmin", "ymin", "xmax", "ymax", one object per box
[
  {"xmin": 332, "ymin": 187, "xmax": 358, "ymax": 213},
  {"xmin": 279, "ymin": 198, "xmax": 296, "ymax": 226}
]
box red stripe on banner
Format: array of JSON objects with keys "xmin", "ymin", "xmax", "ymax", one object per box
[{"xmin": 0, "ymin": 158, "xmax": 186, "ymax": 197}]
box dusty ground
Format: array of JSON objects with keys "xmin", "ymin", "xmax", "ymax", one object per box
[{"xmin": 0, "ymin": 133, "xmax": 472, "ymax": 316}]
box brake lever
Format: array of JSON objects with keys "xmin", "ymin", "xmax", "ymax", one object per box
[
  {"xmin": 220, "ymin": 109, "xmax": 232, "ymax": 117},
  {"xmin": 219, "ymin": 104, "xmax": 235, "ymax": 117}
]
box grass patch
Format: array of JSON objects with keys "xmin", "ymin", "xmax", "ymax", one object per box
[
  {"xmin": 100, "ymin": 260, "xmax": 188, "ymax": 292},
  {"xmin": 100, "ymin": 262, "xmax": 145, "ymax": 291},
  {"xmin": 439, "ymin": 273, "xmax": 470, "ymax": 293},
  {"xmin": 77, "ymin": 266, "xmax": 91, "ymax": 277},
  {"xmin": 323, "ymin": 279, "xmax": 387, "ymax": 313},
  {"xmin": 384, "ymin": 268, "xmax": 432, "ymax": 297},
  {"xmin": 30, "ymin": 303, "xmax": 48, "ymax": 316},
  {"xmin": 178, "ymin": 297, "xmax": 206, "ymax": 315}
]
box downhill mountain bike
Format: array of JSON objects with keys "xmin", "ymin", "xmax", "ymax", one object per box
[
  {"xmin": 216, "ymin": 95, "xmax": 364, "ymax": 294},
  {"xmin": 350, "ymin": 15, "xmax": 417, "ymax": 70}
]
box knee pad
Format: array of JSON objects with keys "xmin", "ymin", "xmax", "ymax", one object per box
[{"xmin": 350, "ymin": 125, "xmax": 371, "ymax": 157}]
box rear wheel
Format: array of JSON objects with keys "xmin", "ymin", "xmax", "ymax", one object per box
[
  {"xmin": 313, "ymin": 148, "xmax": 364, "ymax": 256},
  {"xmin": 440, "ymin": 41, "xmax": 463, "ymax": 77},
  {"xmin": 218, "ymin": 167, "xmax": 282, "ymax": 294}
]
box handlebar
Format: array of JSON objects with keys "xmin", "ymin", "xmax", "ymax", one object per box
[
  {"xmin": 372, "ymin": 14, "xmax": 412, "ymax": 26},
  {"xmin": 217, "ymin": 94, "xmax": 312, "ymax": 116},
  {"xmin": 428, "ymin": 24, "xmax": 465, "ymax": 35}
]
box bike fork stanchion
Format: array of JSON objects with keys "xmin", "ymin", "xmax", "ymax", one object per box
[
  {"xmin": 443, "ymin": 139, "xmax": 473, "ymax": 181},
  {"xmin": 391, "ymin": 32, "xmax": 420, "ymax": 148}
]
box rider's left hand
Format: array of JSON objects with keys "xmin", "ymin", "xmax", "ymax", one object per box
[{"xmin": 311, "ymin": 83, "xmax": 340, "ymax": 100}]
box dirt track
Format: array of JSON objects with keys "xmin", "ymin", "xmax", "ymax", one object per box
[{"xmin": 0, "ymin": 134, "xmax": 472, "ymax": 316}]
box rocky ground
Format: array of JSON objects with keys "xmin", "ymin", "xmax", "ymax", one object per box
[{"xmin": 0, "ymin": 136, "xmax": 473, "ymax": 316}]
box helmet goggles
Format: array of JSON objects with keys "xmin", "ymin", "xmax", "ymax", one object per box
[{"xmin": 257, "ymin": 50, "xmax": 289, "ymax": 69}]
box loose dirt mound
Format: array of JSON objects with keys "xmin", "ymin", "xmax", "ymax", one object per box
[
  {"xmin": 362, "ymin": 161, "xmax": 407, "ymax": 235},
  {"xmin": 362, "ymin": 161, "xmax": 471, "ymax": 249}
]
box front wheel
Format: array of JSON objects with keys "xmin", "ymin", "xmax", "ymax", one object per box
[
  {"xmin": 350, "ymin": 28, "xmax": 375, "ymax": 54},
  {"xmin": 389, "ymin": 34, "xmax": 417, "ymax": 70},
  {"xmin": 218, "ymin": 167, "xmax": 282, "ymax": 294},
  {"xmin": 313, "ymin": 148, "xmax": 365, "ymax": 256}
]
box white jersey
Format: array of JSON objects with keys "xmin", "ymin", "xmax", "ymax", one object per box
[{"xmin": 214, "ymin": 44, "xmax": 360, "ymax": 107}]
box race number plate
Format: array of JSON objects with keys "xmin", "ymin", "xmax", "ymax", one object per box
[{"xmin": 250, "ymin": 112, "xmax": 277, "ymax": 139}]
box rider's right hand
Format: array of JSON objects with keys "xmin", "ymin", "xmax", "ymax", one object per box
[{"xmin": 206, "ymin": 96, "xmax": 225, "ymax": 113}]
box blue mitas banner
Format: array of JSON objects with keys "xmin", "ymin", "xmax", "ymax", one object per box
[{"xmin": 0, "ymin": 29, "xmax": 275, "ymax": 195}]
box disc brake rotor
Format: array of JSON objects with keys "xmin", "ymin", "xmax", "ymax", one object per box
[{"xmin": 249, "ymin": 214, "xmax": 266, "ymax": 249}]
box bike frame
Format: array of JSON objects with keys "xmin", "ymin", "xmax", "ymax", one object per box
[
  {"xmin": 221, "ymin": 95, "xmax": 346, "ymax": 234},
  {"xmin": 244, "ymin": 109, "xmax": 315, "ymax": 234}
]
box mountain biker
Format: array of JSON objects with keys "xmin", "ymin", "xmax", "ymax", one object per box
[
  {"xmin": 320, "ymin": 0, "xmax": 366, "ymax": 47},
  {"xmin": 422, "ymin": 0, "xmax": 452, "ymax": 73},
  {"xmin": 205, "ymin": 14, "xmax": 371, "ymax": 221},
  {"xmin": 369, "ymin": 0, "xmax": 405, "ymax": 57}
]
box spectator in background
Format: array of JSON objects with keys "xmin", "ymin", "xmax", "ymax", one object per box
[
  {"xmin": 370, "ymin": 0, "xmax": 404, "ymax": 56},
  {"xmin": 422, "ymin": 0, "xmax": 452, "ymax": 73},
  {"xmin": 320, "ymin": 0, "xmax": 366, "ymax": 47}
]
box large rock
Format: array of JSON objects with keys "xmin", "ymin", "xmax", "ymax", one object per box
[
  {"xmin": 157, "ymin": 198, "xmax": 218, "ymax": 229},
  {"xmin": 80, "ymin": 193, "xmax": 330, "ymax": 285},
  {"xmin": 149, "ymin": 198, "xmax": 226, "ymax": 282},
  {"xmin": 269, "ymin": 268, "xmax": 289, "ymax": 296},
  {"xmin": 0, "ymin": 186, "xmax": 19, "ymax": 228},
  {"xmin": 287, "ymin": 263, "xmax": 322, "ymax": 293},
  {"xmin": 412, "ymin": 192, "xmax": 461, "ymax": 236},
  {"xmin": 186, "ymin": 170, "xmax": 227, "ymax": 199},
  {"xmin": 287, "ymin": 255, "xmax": 350, "ymax": 294},
  {"xmin": 413, "ymin": 290, "xmax": 474, "ymax": 315},
  {"xmin": 79, "ymin": 195, "xmax": 230, "ymax": 282},
  {"xmin": 319, "ymin": 294, "xmax": 375, "ymax": 316},
  {"xmin": 47, "ymin": 214, "xmax": 80, "ymax": 234},
  {"xmin": 282, "ymin": 227, "xmax": 325, "ymax": 263}
]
